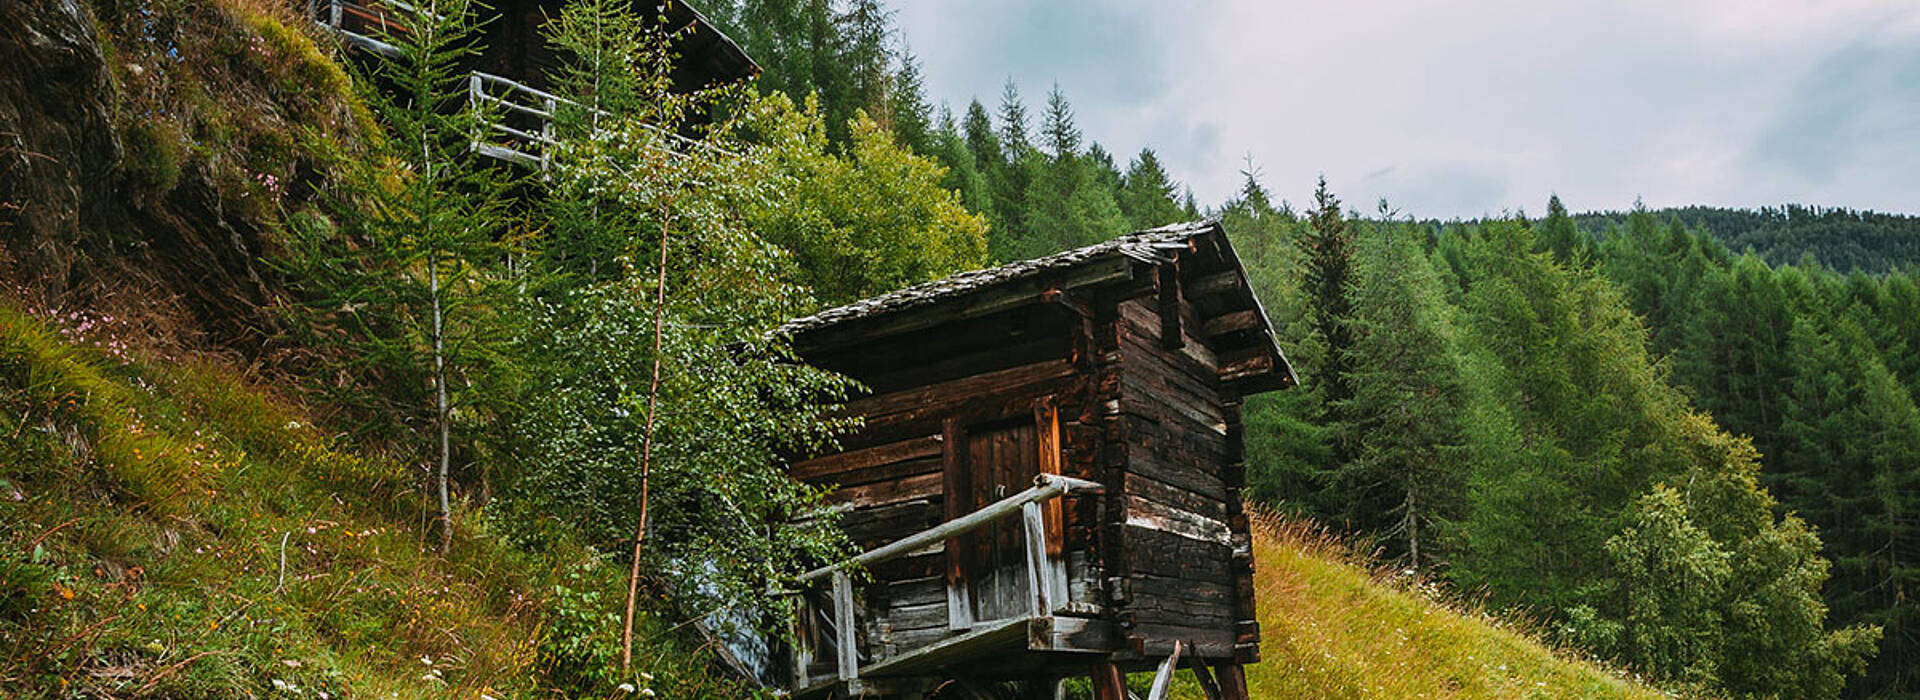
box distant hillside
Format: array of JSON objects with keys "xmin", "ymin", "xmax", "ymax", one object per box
[
  {"xmin": 1183, "ymin": 515, "xmax": 1664, "ymax": 699},
  {"xmin": 1573, "ymin": 205, "xmax": 1920, "ymax": 273}
]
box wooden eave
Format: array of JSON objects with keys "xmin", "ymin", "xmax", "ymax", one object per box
[{"xmin": 780, "ymin": 221, "xmax": 1298, "ymax": 394}]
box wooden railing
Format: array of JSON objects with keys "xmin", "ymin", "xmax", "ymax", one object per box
[
  {"xmin": 310, "ymin": 0, "xmax": 722, "ymax": 172},
  {"xmin": 788, "ymin": 473, "xmax": 1105, "ymax": 690},
  {"xmin": 468, "ymin": 72, "xmax": 561, "ymax": 171},
  {"xmin": 308, "ymin": 0, "xmax": 414, "ymax": 57}
]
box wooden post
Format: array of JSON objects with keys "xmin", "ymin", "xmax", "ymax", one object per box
[
  {"xmin": 1185, "ymin": 653, "xmax": 1224, "ymax": 700},
  {"xmin": 329, "ymin": 0, "xmax": 343, "ymax": 28},
  {"xmin": 791, "ymin": 596, "xmax": 813, "ymax": 689},
  {"xmin": 1034, "ymin": 397, "xmax": 1064, "ymax": 556},
  {"xmin": 540, "ymin": 96, "xmax": 555, "ymax": 173},
  {"xmin": 1091, "ymin": 662, "xmax": 1127, "ymax": 700},
  {"xmin": 1022, "ymin": 500, "xmax": 1052, "ymax": 617},
  {"xmin": 942, "ymin": 418, "xmax": 974, "ymax": 631},
  {"xmin": 831, "ymin": 571, "xmax": 857, "ymax": 682},
  {"xmin": 1157, "ymin": 260, "xmax": 1183, "ymax": 349},
  {"xmin": 1213, "ymin": 663, "xmax": 1250, "ymax": 700}
]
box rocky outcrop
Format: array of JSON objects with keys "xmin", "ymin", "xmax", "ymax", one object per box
[
  {"xmin": 0, "ymin": 0, "xmax": 122, "ymax": 286},
  {"xmin": 0, "ymin": 0, "xmax": 296, "ymax": 353}
]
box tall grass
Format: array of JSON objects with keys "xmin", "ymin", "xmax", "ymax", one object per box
[
  {"xmin": 1198, "ymin": 511, "xmax": 1670, "ymax": 699},
  {"xmin": 0, "ymin": 303, "xmax": 747, "ymax": 697}
]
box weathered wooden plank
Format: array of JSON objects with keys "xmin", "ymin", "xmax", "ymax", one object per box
[
  {"xmin": 1125, "ymin": 495, "xmax": 1232, "ymax": 546},
  {"xmin": 1124, "ymin": 472, "xmax": 1228, "ymax": 520},
  {"xmin": 1157, "ymin": 261, "xmax": 1184, "ymax": 350},
  {"xmin": 942, "ymin": 418, "xmax": 969, "ymax": 588},
  {"xmin": 849, "ymin": 360, "xmax": 1077, "ymax": 421},
  {"xmin": 1127, "ymin": 442, "xmax": 1228, "ymax": 502},
  {"xmin": 821, "ymin": 455, "xmax": 944, "ymax": 490},
  {"xmin": 824, "ymin": 472, "xmax": 943, "ymax": 509},
  {"xmin": 792, "ymin": 434, "xmax": 943, "ymax": 481},
  {"xmin": 1186, "ymin": 271, "xmax": 1240, "ymax": 300},
  {"xmin": 793, "ymin": 256, "xmax": 1136, "ymax": 351},
  {"xmin": 857, "ymin": 617, "xmax": 1028, "ymax": 678},
  {"xmin": 881, "ymin": 600, "xmax": 949, "ymax": 633},
  {"xmin": 1125, "ymin": 527, "xmax": 1233, "ymax": 581},
  {"xmin": 1202, "ymin": 309, "xmax": 1261, "ymax": 339},
  {"xmin": 1035, "ymin": 397, "xmax": 1064, "ymax": 556},
  {"xmin": 832, "ymin": 571, "xmax": 857, "ymax": 681},
  {"xmin": 1121, "ymin": 374, "xmax": 1227, "ymax": 435}
]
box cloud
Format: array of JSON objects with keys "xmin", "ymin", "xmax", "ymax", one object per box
[
  {"xmin": 898, "ymin": 0, "xmax": 1920, "ymax": 218},
  {"xmin": 1746, "ymin": 41, "xmax": 1920, "ymax": 187}
]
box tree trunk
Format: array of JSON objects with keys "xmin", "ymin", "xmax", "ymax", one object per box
[
  {"xmin": 622, "ymin": 202, "xmax": 672, "ymax": 671},
  {"xmin": 431, "ymin": 248, "xmax": 452, "ymax": 553}
]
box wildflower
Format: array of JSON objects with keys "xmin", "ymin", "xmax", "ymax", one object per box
[{"xmin": 616, "ymin": 684, "xmax": 636, "ymax": 693}]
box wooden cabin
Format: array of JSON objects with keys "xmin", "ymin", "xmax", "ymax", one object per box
[
  {"xmin": 308, "ymin": 0, "xmax": 754, "ymax": 168},
  {"xmin": 780, "ymin": 221, "xmax": 1296, "ymax": 700}
]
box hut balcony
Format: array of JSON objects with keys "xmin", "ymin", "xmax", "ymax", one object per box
[{"xmin": 786, "ymin": 474, "xmax": 1114, "ymax": 698}]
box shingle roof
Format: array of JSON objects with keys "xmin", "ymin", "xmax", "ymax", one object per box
[{"xmin": 778, "ymin": 220, "xmax": 1220, "ymax": 336}]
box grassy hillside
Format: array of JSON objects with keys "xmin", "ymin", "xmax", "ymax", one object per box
[
  {"xmin": 1198, "ymin": 516, "xmax": 1667, "ymax": 700},
  {"xmin": 0, "ymin": 303, "xmax": 744, "ymax": 697}
]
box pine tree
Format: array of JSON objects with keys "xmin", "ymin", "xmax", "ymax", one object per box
[
  {"xmin": 962, "ymin": 99, "xmax": 1001, "ymax": 171},
  {"xmin": 1117, "ymin": 147, "xmax": 1184, "ymax": 230},
  {"xmin": 1300, "ymin": 176, "xmax": 1357, "ymax": 414},
  {"xmin": 997, "ymin": 78, "xmax": 1031, "ymax": 158},
  {"xmin": 1336, "ymin": 214, "xmax": 1469, "ymax": 567},
  {"xmin": 1041, "ymin": 83, "xmax": 1081, "ymax": 160},
  {"xmin": 888, "ymin": 48, "xmax": 933, "ymax": 153},
  {"xmin": 1537, "ymin": 194, "xmax": 1588, "ymax": 263},
  {"xmin": 836, "ymin": 0, "xmax": 893, "ymax": 122}
]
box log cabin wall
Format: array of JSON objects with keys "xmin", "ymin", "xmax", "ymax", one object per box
[
  {"xmin": 1108, "ymin": 291, "xmax": 1259, "ymax": 664},
  {"xmin": 788, "ymin": 302, "xmax": 1110, "ymax": 666},
  {"xmin": 779, "ymin": 222, "xmax": 1290, "ymax": 684}
]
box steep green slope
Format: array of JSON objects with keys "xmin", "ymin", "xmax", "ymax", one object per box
[
  {"xmin": 0, "ymin": 304, "xmax": 744, "ymax": 697},
  {"xmin": 1201, "ymin": 515, "xmax": 1666, "ymax": 699}
]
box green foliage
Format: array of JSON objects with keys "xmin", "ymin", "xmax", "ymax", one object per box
[
  {"xmin": 1117, "ymin": 148, "xmax": 1186, "ymax": 230},
  {"xmin": 741, "ymin": 93, "xmax": 989, "ymax": 305},
  {"xmin": 1238, "ymin": 182, "xmax": 1882, "ymax": 697},
  {"xmin": 1574, "ymin": 204, "xmax": 1920, "ymax": 274}
]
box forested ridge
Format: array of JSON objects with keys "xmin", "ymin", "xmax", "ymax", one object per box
[
  {"xmin": 703, "ymin": 3, "xmax": 1914, "ymax": 697},
  {"xmin": 2, "ymin": 0, "xmax": 1912, "ymax": 696}
]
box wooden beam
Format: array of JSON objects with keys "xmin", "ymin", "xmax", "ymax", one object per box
[
  {"xmin": 1187, "ymin": 271, "xmax": 1240, "ymax": 299},
  {"xmin": 1214, "ymin": 663, "xmax": 1250, "ymax": 700},
  {"xmin": 1202, "ymin": 310, "xmax": 1261, "ymax": 338},
  {"xmin": 1091, "ymin": 662, "xmax": 1127, "ymax": 700},
  {"xmin": 942, "ymin": 418, "xmax": 969, "ymax": 587},
  {"xmin": 800, "ymin": 474, "xmax": 1106, "ymax": 583},
  {"xmin": 1186, "ymin": 654, "xmax": 1224, "ymax": 700},
  {"xmin": 831, "ymin": 571, "xmax": 858, "ymax": 682},
  {"xmin": 1157, "ymin": 261, "xmax": 1184, "ymax": 350},
  {"xmin": 1034, "ymin": 397, "xmax": 1064, "ymax": 555},
  {"xmin": 790, "ymin": 434, "xmax": 942, "ymax": 481},
  {"xmin": 1023, "ymin": 501, "xmax": 1053, "ymax": 618}
]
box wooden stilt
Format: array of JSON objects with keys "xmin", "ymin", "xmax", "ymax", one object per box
[
  {"xmin": 1185, "ymin": 653, "xmax": 1224, "ymax": 700},
  {"xmin": 1092, "ymin": 662, "xmax": 1127, "ymax": 700},
  {"xmin": 1213, "ymin": 663, "xmax": 1250, "ymax": 700}
]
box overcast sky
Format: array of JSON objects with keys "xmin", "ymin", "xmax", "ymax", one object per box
[{"xmin": 895, "ymin": 0, "xmax": 1920, "ymax": 220}]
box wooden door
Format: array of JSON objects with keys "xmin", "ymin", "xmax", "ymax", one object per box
[{"xmin": 964, "ymin": 420, "xmax": 1038, "ymax": 622}]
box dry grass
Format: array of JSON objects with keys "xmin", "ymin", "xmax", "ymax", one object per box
[{"xmin": 1191, "ymin": 511, "xmax": 1671, "ymax": 699}]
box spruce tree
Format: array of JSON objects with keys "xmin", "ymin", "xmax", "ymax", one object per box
[
  {"xmin": 1299, "ymin": 176, "xmax": 1358, "ymax": 415},
  {"xmin": 1041, "ymin": 83, "xmax": 1081, "ymax": 160},
  {"xmin": 888, "ymin": 48, "xmax": 933, "ymax": 153},
  {"xmin": 281, "ymin": 0, "xmax": 513, "ymax": 550},
  {"xmin": 1117, "ymin": 147, "xmax": 1185, "ymax": 230}
]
